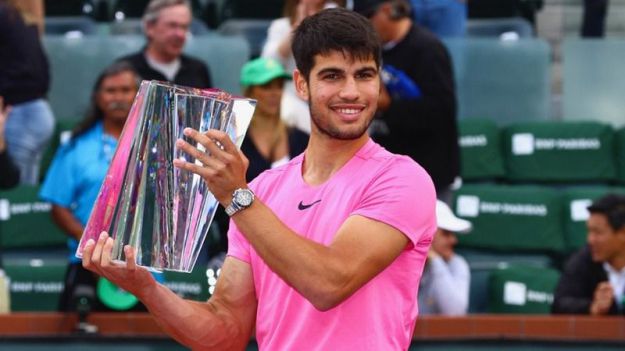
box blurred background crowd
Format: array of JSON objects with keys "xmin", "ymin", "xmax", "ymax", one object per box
[{"xmin": 0, "ymin": 0, "xmax": 624, "ymax": 338}]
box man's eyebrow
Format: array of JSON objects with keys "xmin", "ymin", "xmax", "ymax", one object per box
[{"xmin": 317, "ymin": 67, "xmax": 344, "ymax": 76}]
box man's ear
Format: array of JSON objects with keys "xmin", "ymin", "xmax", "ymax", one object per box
[{"xmin": 293, "ymin": 69, "xmax": 309, "ymax": 102}]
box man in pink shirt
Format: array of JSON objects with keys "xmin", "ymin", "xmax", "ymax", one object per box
[{"xmin": 82, "ymin": 8, "xmax": 436, "ymax": 350}]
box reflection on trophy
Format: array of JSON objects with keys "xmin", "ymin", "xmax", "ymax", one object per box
[{"xmin": 75, "ymin": 81, "xmax": 256, "ymax": 273}]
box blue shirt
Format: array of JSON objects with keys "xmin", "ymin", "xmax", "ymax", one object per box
[{"xmin": 40, "ymin": 121, "xmax": 117, "ymax": 263}]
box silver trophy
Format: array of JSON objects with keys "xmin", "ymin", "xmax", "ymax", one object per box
[{"xmin": 75, "ymin": 80, "xmax": 256, "ymax": 272}]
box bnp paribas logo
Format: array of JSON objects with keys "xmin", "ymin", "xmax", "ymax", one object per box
[
  {"xmin": 0, "ymin": 199, "xmax": 10, "ymax": 221},
  {"xmin": 512, "ymin": 133, "xmax": 601, "ymax": 156},
  {"xmin": 456, "ymin": 195, "xmax": 548, "ymax": 217}
]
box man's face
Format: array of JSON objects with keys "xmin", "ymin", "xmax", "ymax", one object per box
[
  {"xmin": 367, "ymin": 4, "xmax": 394, "ymax": 43},
  {"xmin": 96, "ymin": 71, "xmax": 138, "ymax": 124},
  {"xmin": 294, "ymin": 51, "xmax": 379, "ymax": 140},
  {"xmin": 431, "ymin": 229, "xmax": 458, "ymax": 261},
  {"xmin": 587, "ymin": 213, "xmax": 625, "ymax": 263},
  {"xmin": 145, "ymin": 4, "xmax": 191, "ymax": 61}
]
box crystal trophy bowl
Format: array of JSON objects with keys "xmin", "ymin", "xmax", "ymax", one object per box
[{"xmin": 75, "ymin": 80, "xmax": 255, "ymax": 272}]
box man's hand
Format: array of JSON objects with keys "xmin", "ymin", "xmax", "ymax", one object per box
[
  {"xmin": 590, "ymin": 281, "xmax": 614, "ymax": 315},
  {"xmin": 173, "ymin": 128, "xmax": 249, "ymax": 206},
  {"xmin": 82, "ymin": 232, "xmax": 156, "ymax": 300},
  {"xmin": 0, "ymin": 96, "xmax": 12, "ymax": 152}
]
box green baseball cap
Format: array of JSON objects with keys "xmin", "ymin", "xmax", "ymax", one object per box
[{"xmin": 240, "ymin": 57, "xmax": 291, "ymax": 88}]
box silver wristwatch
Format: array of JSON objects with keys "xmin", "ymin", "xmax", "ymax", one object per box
[{"xmin": 225, "ymin": 188, "xmax": 255, "ymax": 216}]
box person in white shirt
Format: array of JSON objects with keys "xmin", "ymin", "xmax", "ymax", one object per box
[{"xmin": 418, "ymin": 199, "xmax": 472, "ymax": 315}]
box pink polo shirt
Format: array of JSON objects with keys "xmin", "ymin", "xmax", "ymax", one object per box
[{"xmin": 227, "ymin": 139, "xmax": 436, "ymax": 350}]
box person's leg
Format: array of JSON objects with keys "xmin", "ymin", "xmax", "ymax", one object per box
[
  {"xmin": 581, "ymin": 0, "xmax": 609, "ymax": 37},
  {"xmin": 4, "ymin": 99, "xmax": 55, "ymax": 185}
]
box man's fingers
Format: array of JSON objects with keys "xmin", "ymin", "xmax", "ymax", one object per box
[
  {"xmin": 124, "ymin": 245, "xmax": 138, "ymax": 272},
  {"xmin": 173, "ymin": 158, "xmax": 218, "ymax": 179},
  {"xmin": 204, "ymin": 129, "xmax": 237, "ymax": 154},
  {"xmin": 90, "ymin": 232, "xmax": 109, "ymax": 265},
  {"xmin": 100, "ymin": 237, "xmax": 116, "ymax": 268},
  {"xmin": 82, "ymin": 239, "xmax": 97, "ymax": 271}
]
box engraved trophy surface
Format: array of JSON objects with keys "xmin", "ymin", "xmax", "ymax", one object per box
[{"xmin": 76, "ymin": 80, "xmax": 255, "ymax": 272}]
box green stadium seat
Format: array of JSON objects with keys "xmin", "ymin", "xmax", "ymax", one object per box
[
  {"xmin": 3, "ymin": 251, "xmax": 67, "ymax": 311},
  {"xmin": 562, "ymin": 186, "xmax": 625, "ymax": 252},
  {"xmin": 503, "ymin": 121, "xmax": 617, "ymax": 182},
  {"xmin": 44, "ymin": 34, "xmax": 250, "ymax": 123},
  {"xmin": 443, "ymin": 38, "xmax": 551, "ymax": 125},
  {"xmin": 458, "ymin": 248, "xmax": 555, "ymax": 313},
  {"xmin": 488, "ymin": 264, "xmax": 560, "ymax": 314},
  {"xmin": 0, "ymin": 185, "xmax": 66, "ymax": 249},
  {"xmin": 563, "ymin": 39, "xmax": 625, "ymax": 128},
  {"xmin": 617, "ymin": 128, "xmax": 625, "ymax": 184},
  {"xmin": 458, "ymin": 119, "xmax": 505, "ymax": 180},
  {"xmin": 453, "ymin": 184, "xmax": 566, "ymax": 252}
]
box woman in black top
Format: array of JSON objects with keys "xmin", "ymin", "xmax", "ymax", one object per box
[
  {"xmin": 239, "ymin": 57, "xmax": 309, "ymax": 181},
  {"xmin": 208, "ymin": 57, "xmax": 309, "ymax": 258},
  {"xmin": 0, "ymin": 0, "xmax": 55, "ymax": 185}
]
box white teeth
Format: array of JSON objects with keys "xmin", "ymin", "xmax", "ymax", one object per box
[{"xmin": 336, "ymin": 108, "xmax": 359, "ymax": 114}]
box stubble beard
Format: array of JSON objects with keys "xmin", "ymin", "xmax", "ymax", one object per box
[{"xmin": 308, "ymin": 93, "xmax": 372, "ymax": 141}]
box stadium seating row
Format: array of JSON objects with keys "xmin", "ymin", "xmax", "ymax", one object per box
[
  {"xmin": 41, "ymin": 35, "xmax": 554, "ymax": 127},
  {"xmin": 459, "ymin": 119, "xmax": 625, "ymax": 183}
]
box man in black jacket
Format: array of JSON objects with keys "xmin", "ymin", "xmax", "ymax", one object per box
[
  {"xmin": 0, "ymin": 96, "xmax": 19, "ymax": 190},
  {"xmin": 118, "ymin": 0, "xmax": 212, "ymax": 89},
  {"xmin": 354, "ymin": 0, "xmax": 459, "ymax": 203},
  {"xmin": 552, "ymin": 194, "xmax": 625, "ymax": 315}
]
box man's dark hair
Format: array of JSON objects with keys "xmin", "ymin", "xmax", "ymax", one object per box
[
  {"xmin": 292, "ymin": 8, "xmax": 382, "ymax": 81},
  {"xmin": 588, "ymin": 194, "xmax": 625, "ymax": 232},
  {"xmin": 71, "ymin": 61, "xmax": 139, "ymax": 139}
]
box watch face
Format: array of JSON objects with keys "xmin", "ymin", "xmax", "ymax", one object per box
[{"xmin": 234, "ymin": 189, "xmax": 254, "ymax": 207}]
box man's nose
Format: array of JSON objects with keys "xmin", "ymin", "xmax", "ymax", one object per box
[{"xmin": 339, "ymin": 78, "xmax": 359, "ymax": 100}]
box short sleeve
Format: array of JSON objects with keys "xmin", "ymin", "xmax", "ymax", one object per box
[
  {"xmin": 39, "ymin": 144, "xmax": 77, "ymax": 207},
  {"xmin": 226, "ymin": 220, "xmax": 252, "ymax": 264},
  {"xmin": 351, "ymin": 157, "xmax": 436, "ymax": 246}
]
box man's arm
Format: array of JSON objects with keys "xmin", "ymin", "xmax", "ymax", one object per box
[
  {"xmin": 379, "ymin": 43, "xmax": 456, "ymax": 133},
  {"xmin": 174, "ymin": 129, "xmax": 429, "ymax": 311},
  {"xmin": 233, "ymin": 204, "xmax": 410, "ymax": 311},
  {"xmin": 82, "ymin": 234, "xmax": 257, "ymax": 350}
]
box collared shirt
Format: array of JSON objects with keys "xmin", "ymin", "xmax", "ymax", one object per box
[
  {"xmin": 603, "ymin": 262, "xmax": 625, "ymax": 310},
  {"xmin": 40, "ymin": 121, "xmax": 117, "ymax": 263}
]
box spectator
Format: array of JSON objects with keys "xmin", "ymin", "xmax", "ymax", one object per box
[
  {"xmin": 0, "ymin": 96, "xmax": 19, "ymax": 189},
  {"xmin": 0, "ymin": 0, "xmax": 55, "ymax": 185},
  {"xmin": 239, "ymin": 57, "xmax": 309, "ymax": 181},
  {"xmin": 81, "ymin": 9, "xmax": 436, "ymax": 350},
  {"xmin": 118, "ymin": 0, "xmax": 212, "ymax": 88},
  {"xmin": 261, "ymin": 0, "xmax": 345, "ymax": 134},
  {"xmin": 39, "ymin": 62, "xmax": 142, "ymax": 312},
  {"xmin": 210, "ymin": 57, "xmax": 310, "ymax": 258},
  {"xmin": 552, "ymin": 194, "xmax": 625, "ymax": 315},
  {"xmin": 418, "ymin": 199, "xmax": 471, "ymax": 315},
  {"xmin": 411, "ymin": 0, "xmax": 467, "ymax": 37},
  {"xmin": 354, "ymin": 0, "xmax": 460, "ymax": 204}
]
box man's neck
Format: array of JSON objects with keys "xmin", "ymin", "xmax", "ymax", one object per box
[
  {"xmin": 145, "ymin": 46, "xmax": 176, "ymax": 64},
  {"xmin": 301, "ymin": 132, "xmax": 369, "ymax": 186},
  {"xmin": 103, "ymin": 119, "xmax": 124, "ymax": 140}
]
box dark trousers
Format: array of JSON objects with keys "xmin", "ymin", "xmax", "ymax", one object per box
[{"xmin": 582, "ymin": 0, "xmax": 609, "ymax": 37}]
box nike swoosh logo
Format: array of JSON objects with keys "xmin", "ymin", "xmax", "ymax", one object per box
[{"xmin": 298, "ymin": 200, "xmax": 322, "ymax": 210}]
